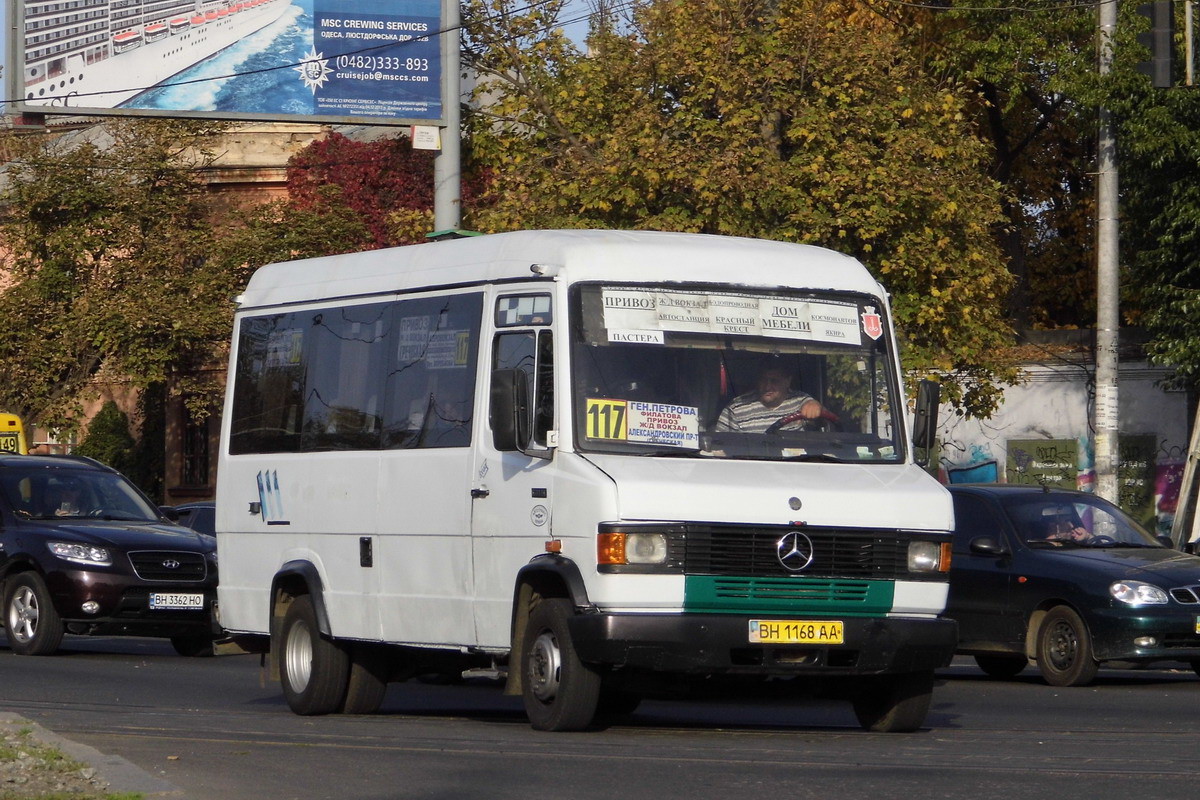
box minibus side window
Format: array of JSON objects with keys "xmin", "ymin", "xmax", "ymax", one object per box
[
  {"xmin": 382, "ymin": 293, "xmax": 483, "ymax": 449},
  {"xmin": 229, "ymin": 313, "xmax": 306, "ymax": 455}
]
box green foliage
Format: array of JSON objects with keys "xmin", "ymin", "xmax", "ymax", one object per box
[
  {"xmin": 1117, "ymin": 47, "xmax": 1200, "ymax": 392},
  {"xmin": 73, "ymin": 401, "xmax": 135, "ymax": 475},
  {"xmin": 0, "ymin": 118, "xmax": 234, "ymax": 432},
  {"xmin": 465, "ymin": 0, "xmax": 1018, "ymax": 416}
]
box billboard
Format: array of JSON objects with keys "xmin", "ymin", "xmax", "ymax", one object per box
[{"xmin": 10, "ymin": 0, "xmax": 443, "ymax": 125}]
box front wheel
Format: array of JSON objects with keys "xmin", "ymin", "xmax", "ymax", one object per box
[
  {"xmin": 851, "ymin": 671, "xmax": 934, "ymax": 733},
  {"xmin": 279, "ymin": 595, "xmax": 349, "ymax": 715},
  {"xmin": 522, "ymin": 597, "xmax": 602, "ymax": 731},
  {"xmin": 4, "ymin": 572, "xmax": 65, "ymax": 656},
  {"xmin": 1036, "ymin": 606, "xmax": 1098, "ymax": 687}
]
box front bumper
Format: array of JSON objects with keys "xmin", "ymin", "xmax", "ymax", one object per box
[
  {"xmin": 1089, "ymin": 605, "xmax": 1200, "ymax": 662},
  {"xmin": 44, "ymin": 569, "xmax": 219, "ymax": 637},
  {"xmin": 569, "ymin": 613, "xmax": 957, "ymax": 676}
]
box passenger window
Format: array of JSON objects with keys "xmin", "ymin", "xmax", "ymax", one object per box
[
  {"xmin": 382, "ymin": 294, "xmax": 483, "ymax": 449},
  {"xmin": 229, "ymin": 293, "xmax": 483, "ymax": 454}
]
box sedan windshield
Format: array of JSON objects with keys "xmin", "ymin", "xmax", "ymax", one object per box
[
  {"xmin": 1006, "ymin": 493, "xmax": 1163, "ymax": 548},
  {"xmin": 0, "ymin": 467, "xmax": 160, "ymax": 522},
  {"xmin": 571, "ymin": 284, "xmax": 903, "ymax": 463}
]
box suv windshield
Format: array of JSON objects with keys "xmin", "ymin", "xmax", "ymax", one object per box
[
  {"xmin": 0, "ymin": 467, "xmax": 160, "ymax": 522},
  {"xmin": 571, "ymin": 284, "xmax": 903, "ymax": 463}
]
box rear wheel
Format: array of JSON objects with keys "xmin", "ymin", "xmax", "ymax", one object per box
[
  {"xmin": 522, "ymin": 597, "xmax": 602, "ymax": 731},
  {"xmin": 4, "ymin": 572, "xmax": 65, "ymax": 656},
  {"xmin": 280, "ymin": 595, "xmax": 349, "ymax": 715},
  {"xmin": 1036, "ymin": 606, "xmax": 1098, "ymax": 687},
  {"xmin": 851, "ymin": 671, "xmax": 934, "ymax": 733},
  {"xmin": 974, "ymin": 654, "xmax": 1027, "ymax": 679},
  {"xmin": 341, "ymin": 645, "xmax": 389, "ymax": 715}
]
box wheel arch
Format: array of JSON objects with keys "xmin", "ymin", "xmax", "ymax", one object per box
[
  {"xmin": 1024, "ymin": 598, "xmax": 1090, "ymax": 660},
  {"xmin": 268, "ymin": 560, "xmax": 331, "ymax": 682},
  {"xmin": 504, "ymin": 554, "xmax": 591, "ymax": 697}
]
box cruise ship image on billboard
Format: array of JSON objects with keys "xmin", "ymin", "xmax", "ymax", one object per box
[{"xmin": 22, "ymin": 0, "xmax": 292, "ymax": 109}]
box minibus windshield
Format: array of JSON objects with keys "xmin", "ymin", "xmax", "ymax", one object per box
[{"xmin": 570, "ymin": 284, "xmax": 904, "ymax": 463}]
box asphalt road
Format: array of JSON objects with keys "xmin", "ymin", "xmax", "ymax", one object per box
[{"xmin": 2, "ymin": 634, "xmax": 1199, "ymax": 800}]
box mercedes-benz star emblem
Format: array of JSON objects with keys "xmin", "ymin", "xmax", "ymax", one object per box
[
  {"xmin": 776, "ymin": 531, "xmax": 814, "ymax": 572},
  {"xmin": 162, "ymin": 559, "xmax": 181, "ymax": 570}
]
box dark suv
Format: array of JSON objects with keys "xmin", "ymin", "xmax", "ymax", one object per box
[{"xmin": 0, "ymin": 454, "xmax": 219, "ymax": 656}]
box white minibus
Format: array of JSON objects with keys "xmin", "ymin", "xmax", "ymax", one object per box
[{"xmin": 216, "ymin": 229, "xmax": 955, "ymax": 732}]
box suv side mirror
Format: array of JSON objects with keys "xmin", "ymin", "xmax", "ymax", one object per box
[{"xmin": 913, "ymin": 379, "xmax": 940, "ymax": 466}]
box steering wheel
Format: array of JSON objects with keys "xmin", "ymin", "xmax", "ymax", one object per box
[
  {"xmin": 764, "ymin": 412, "xmax": 837, "ymax": 434},
  {"xmin": 1090, "ymin": 534, "xmax": 1117, "ymax": 546},
  {"xmin": 765, "ymin": 411, "xmax": 809, "ymax": 434},
  {"xmin": 87, "ymin": 508, "xmax": 107, "ymax": 518}
]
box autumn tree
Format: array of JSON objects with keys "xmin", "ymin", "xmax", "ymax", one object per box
[
  {"xmin": 464, "ymin": 0, "xmax": 1018, "ymax": 415},
  {"xmin": 0, "ymin": 118, "xmax": 235, "ymax": 431}
]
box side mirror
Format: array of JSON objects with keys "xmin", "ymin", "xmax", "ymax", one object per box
[
  {"xmin": 913, "ymin": 379, "xmax": 940, "ymax": 466},
  {"xmin": 490, "ymin": 368, "xmax": 531, "ymax": 452},
  {"xmin": 159, "ymin": 505, "xmax": 180, "ymax": 521},
  {"xmin": 969, "ymin": 536, "xmax": 1008, "ymax": 556}
]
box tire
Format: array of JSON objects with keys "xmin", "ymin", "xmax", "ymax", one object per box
[
  {"xmin": 4, "ymin": 572, "xmax": 65, "ymax": 656},
  {"xmin": 851, "ymin": 671, "xmax": 934, "ymax": 733},
  {"xmin": 341, "ymin": 645, "xmax": 389, "ymax": 715},
  {"xmin": 279, "ymin": 595, "xmax": 350, "ymax": 715},
  {"xmin": 521, "ymin": 597, "xmax": 602, "ymax": 731},
  {"xmin": 170, "ymin": 635, "xmax": 215, "ymax": 657},
  {"xmin": 1036, "ymin": 606, "xmax": 1099, "ymax": 687},
  {"xmin": 974, "ymin": 654, "xmax": 1027, "ymax": 679}
]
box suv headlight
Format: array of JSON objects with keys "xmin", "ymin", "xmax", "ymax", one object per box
[
  {"xmin": 1110, "ymin": 580, "xmax": 1168, "ymax": 605},
  {"xmin": 48, "ymin": 541, "xmax": 112, "ymax": 566}
]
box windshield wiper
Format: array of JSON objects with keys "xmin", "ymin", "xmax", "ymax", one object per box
[
  {"xmin": 781, "ymin": 453, "xmax": 846, "ymax": 463},
  {"xmin": 632, "ymin": 448, "xmax": 705, "ymax": 458}
]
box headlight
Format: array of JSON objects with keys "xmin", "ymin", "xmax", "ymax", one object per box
[
  {"xmin": 598, "ymin": 532, "xmax": 669, "ymax": 565},
  {"xmin": 48, "ymin": 541, "xmax": 112, "ymax": 566},
  {"xmin": 1110, "ymin": 580, "xmax": 1169, "ymax": 605},
  {"xmin": 908, "ymin": 540, "xmax": 952, "ymax": 573}
]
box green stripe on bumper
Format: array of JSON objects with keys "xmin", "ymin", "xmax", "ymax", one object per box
[{"xmin": 683, "ymin": 575, "xmax": 896, "ymax": 617}]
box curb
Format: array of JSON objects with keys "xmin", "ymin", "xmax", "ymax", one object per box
[{"xmin": 1, "ymin": 712, "xmax": 183, "ymax": 798}]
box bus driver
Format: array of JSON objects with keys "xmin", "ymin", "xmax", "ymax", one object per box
[{"xmin": 715, "ymin": 365, "xmax": 838, "ymax": 433}]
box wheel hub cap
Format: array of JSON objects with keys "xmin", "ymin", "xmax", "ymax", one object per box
[{"xmin": 528, "ymin": 631, "xmax": 562, "ymax": 702}]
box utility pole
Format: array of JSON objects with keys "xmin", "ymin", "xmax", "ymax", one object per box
[
  {"xmin": 434, "ymin": 0, "xmax": 462, "ymax": 230},
  {"xmin": 1094, "ymin": 0, "xmax": 1120, "ymax": 503}
]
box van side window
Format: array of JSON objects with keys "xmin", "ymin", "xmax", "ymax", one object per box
[
  {"xmin": 382, "ymin": 294, "xmax": 483, "ymax": 449},
  {"xmin": 229, "ymin": 292, "xmax": 483, "ymax": 454}
]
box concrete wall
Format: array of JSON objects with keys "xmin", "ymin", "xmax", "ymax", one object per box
[{"xmin": 934, "ymin": 359, "xmax": 1189, "ymax": 535}]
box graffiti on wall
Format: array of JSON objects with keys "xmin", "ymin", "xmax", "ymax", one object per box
[{"xmin": 937, "ymin": 426, "xmax": 1186, "ymax": 534}]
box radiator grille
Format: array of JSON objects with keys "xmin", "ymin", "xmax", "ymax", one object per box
[
  {"xmin": 127, "ymin": 551, "xmax": 208, "ymax": 582},
  {"xmin": 680, "ymin": 525, "xmax": 910, "ymax": 580}
]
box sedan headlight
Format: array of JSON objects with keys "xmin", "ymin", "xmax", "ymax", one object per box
[
  {"xmin": 48, "ymin": 541, "xmax": 112, "ymax": 566},
  {"xmin": 1110, "ymin": 580, "xmax": 1168, "ymax": 605}
]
